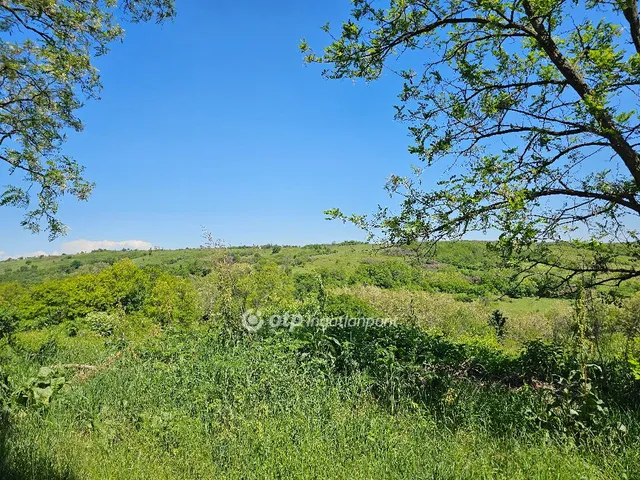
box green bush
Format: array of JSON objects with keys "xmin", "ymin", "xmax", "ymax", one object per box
[
  {"xmin": 322, "ymin": 294, "xmax": 380, "ymax": 318},
  {"xmin": 19, "ymin": 275, "xmax": 98, "ymax": 327},
  {"xmin": 293, "ymin": 272, "xmax": 321, "ymax": 300},
  {"xmin": 352, "ymin": 260, "xmax": 421, "ymax": 289},
  {"xmin": 453, "ymin": 293, "xmax": 475, "ymax": 303},
  {"xmin": 1, "ymin": 261, "xmax": 212, "ymax": 330},
  {"xmin": 420, "ymin": 269, "xmax": 486, "ymax": 295},
  {"xmin": 0, "ymin": 305, "xmax": 17, "ymax": 341},
  {"xmin": 86, "ymin": 311, "xmax": 121, "ymax": 337},
  {"xmin": 15, "ymin": 366, "xmax": 67, "ymax": 409},
  {"xmin": 239, "ymin": 264, "xmax": 295, "ymax": 313},
  {"xmin": 93, "ymin": 259, "xmax": 152, "ymax": 312},
  {"xmin": 144, "ymin": 275, "xmax": 201, "ymax": 327}
]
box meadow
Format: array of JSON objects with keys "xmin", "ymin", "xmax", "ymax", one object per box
[{"xmin": 1, "ymin": 241, "xmax": 640, "ymax": 479}]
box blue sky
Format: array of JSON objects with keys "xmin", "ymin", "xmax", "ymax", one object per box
[{"xmin": 0, "ymin": 0, "xmax": 428, "ymax": 258}]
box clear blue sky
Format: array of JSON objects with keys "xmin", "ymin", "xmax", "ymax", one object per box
[{"xmin": 1, "ymin": 0, "xmax": 431, "ymax": 257}]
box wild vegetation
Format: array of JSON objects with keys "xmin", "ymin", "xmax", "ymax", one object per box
[
  {"xmin": 3, "ymin": 0, "xmax": 640, "ymax": 477},
  {"xmin": 0, "ymin": 0, "xmax": 175, "ymax": 238},
  {"xmin": 1, "ymin": 241, "xmax": 640, "ymax": 479},
  {"xmin": 304, "ymin": 0, "xmax": 640, "ymax": 287}
]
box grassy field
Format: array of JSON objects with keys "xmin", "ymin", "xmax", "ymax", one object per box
[
  {"xmin": 1, "ymin": 241, "xmax": 640, "ymax": 479},
  {"xmin": 336, "ymin": 286, "xmax": 571, "ymax": 351},
  {"xmin": 2, "ymin": 330, "xmax": 637, "ymax": 480}
]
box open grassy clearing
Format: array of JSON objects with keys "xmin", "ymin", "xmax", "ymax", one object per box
[{"xmin": 336, "ymin": 286, "xmax": 571, "ymax": 350}]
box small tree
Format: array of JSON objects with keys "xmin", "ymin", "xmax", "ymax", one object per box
[
  {"xmin": 145, "ymin": 274, "xmax": 201, "ymax": 327},
  {"xmin": 489, "ymin": 309, "xmax": 508, "ymax": 341},
  {"xmin": 198, "ymin": 230, "xmax": 247, "ymax": 329}
]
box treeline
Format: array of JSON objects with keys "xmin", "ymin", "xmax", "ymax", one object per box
[
  {"xmin": 0, "ymin": 260, "xmax": 201, "ymax": 331},
  {"xmin": 2, "ymin": 242, "xmax": 639, "ymax": 307},
  {"xmin": 0, "ymin": 258, "xmax": 378, "ymax": 336}
]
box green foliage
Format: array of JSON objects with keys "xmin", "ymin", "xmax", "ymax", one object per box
[
  {"xmin": 620, "ymin": 292, "xmax": 640, "ymax": 357},
  {"xmin": 322, "ymin": 293, "xmax": 381, "ymax": 318},
  {"xmin": 3, "ymin": 241, "xmax": 640, "ymax": 301},
  {"xmin": 527, "ymin": 365, "xmax": 623, "ymax": 440},
  {"xmin": 0, "ymin": 367, "xmax": 10, "ymax": 424},
  {"xmin": 307, "ymin": 0, "xmax": 640, "ymax": 287},
  {"xmin": 194, "ymin": 266, "xmax": 246, "ymax": 327},
  {"xmin": 421, "ymin": 269, "xmax": 487, "ymax": 296},
  {"xmin": 352, "ymin": 260, "xmax": 421, "ymax": 289},
  {"xmin": 85, "ymin": 311, "xmax": 121, "ymax": 337},
  {"xmin": 453, "ymin": 293, "xmax": 475, "ymax": 303},
  {"xmin": 293, "ymin": 272, "xmax": 322, "ymax": 300},
  {"xmin": 6, "ymin": 259, "xmax": 153, "ymax": 328},
  {"xmin": 0, "ymin": 259, "xmax": 203, "ymax": 329},
  {"xmin": 144, "ymin": 274, "xmax": 201, "ymax": 327},
  {"xmin": 0, "ymin": 0, "xmax": 175, "ymax": 237},
  {"xmin": 0, "ymin": 305, "xmax": 17, "ymax": 342},
  {"xmin": 239, "ymin": 263, "xmax": 295, "ymax": 314},
  {"xmin": 20, "ymin": 275, "xmax": 99, "ymax": 327},
  {"xmin": 1, "ymin": 322, "xmax": 639, "ymax": 477},
  {"xmin": 489, "ymin": 309, "xmax": 508, "ymax": 341},
  {"xmin": 93, "ymin": 259, "xmax": 152, "ymax": 313},
  {"xmin": 2, "ymin": 330, "xmax": 637, "ymax": 478},
  {"xmin": 293, "ymin": 322, "xmax": 638, "ymax": 434},
  {"xmin": 519, "ymin": 340, "xmax": 573, "ymax": 382},
  {"xmin": 2, "ymin": 242, "xmax": 640, "ymax": 475},
  {"xmin": 15, "ymin": 366, "xmax": 67, "ymax": 409}
]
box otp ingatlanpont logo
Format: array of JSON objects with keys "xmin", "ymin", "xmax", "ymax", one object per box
[{"xmin": 241, "ymin": 309, "xmax": 264, "ymax": 332}]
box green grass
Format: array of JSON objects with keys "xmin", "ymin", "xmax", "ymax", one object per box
[
  {"xmin": 336, "ymin": 285, "xmax": 572, "ymax": 350},
  {"xmin": 2, "ymin": 330, "xmax": 638, "ymax": 480},
  {"xmin": 2, "ymin": 241, "xmax": 640, "ymax": 478}
]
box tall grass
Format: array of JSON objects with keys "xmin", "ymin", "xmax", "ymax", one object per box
[
  {"xmin": 1, "ymin": 329, "xmax": 639, "ymax": 479},
  {"xmin": 2, "ymin": 242, "xmax": 640, "ymax": 478},
  {"xmin": 336, "ymin": 285, "xmax": 571, "ymax": 349}
]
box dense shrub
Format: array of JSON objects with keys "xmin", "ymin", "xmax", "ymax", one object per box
[
  {"xmin": 85, "ymin": 311, "xmax": 122, "ymax": 337},
  {"xmin": 20, "ymin": 275, "xmax": 99, "ymax": 327},
  {"xmin": 352, "ymin": 260, "xmax": 421, "ymax": 289},
  {"xmin": 293, "ymin": 323, "xmax": 640, "ymax": 419},
  {"xmin": 1, "ymin": 260, "xmax": 206, "ymax": 329},
  {"xmin": 0, "ymin": 305, "xmax": 17, "ymax": 341},
  {"xmin": 240, "ymin": 264, "xmax": 295, "ymax": 313},
  {"xmin": 321, "ymin": 294, "xmax": 381, "ymax": 318},
  {"xmin": 193, "ymin": 263, "xmax": 247, "ymax": 326},
  {"xmin": 144, "ymin": 275, "xmax": 201, "ymax": 327},
  {"xmin": 315, "ymin": 266, "xmax": 349, "ymax": 287},
  {"xmin": 93, "ymin": 259, "xmax": 152, "ymax": 312},
  {"xmin": 293, "ymin": 272, "xmax": 321, "ymax": 300},
  {"xmin": 518, "ymin": 340, "xmax": 576, "ymax": 382},
  {"xmin": 420, "ymin": 269, "xmax": 487, "ymax": 295}
]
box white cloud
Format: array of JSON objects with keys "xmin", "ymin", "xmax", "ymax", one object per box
[
  {"xmin": 60, "ymin": 239, "xmax": 153, "ymax": 255},
  {"xmin": 1, "ymin": 240, "xmax": 153, "ymax": 260},
  {"xmin": 26, "ymin": 250, "xmax": 50, "ymax": 258},
  {"xmin": 1, "ymin": 250, "xmax": 50, "ymax": 260}
]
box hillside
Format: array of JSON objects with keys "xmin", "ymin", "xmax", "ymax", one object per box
[
  {"xmin": 1, "ymin": 240, "xmax": 640, "ymax": 478},
  {"xmin": 3, "ymin": 240, "xmax": 638, "ymax": 296}
]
